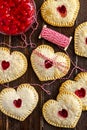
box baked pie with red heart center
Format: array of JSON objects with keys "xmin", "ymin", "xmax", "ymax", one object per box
[
  {"xmin": 0, "ymin": 84, "xmax": 39, "ymax": 121},
  {"xmin": 75, "ymin": 22, "xmax": 87, "ymax": 57},
  {"xmin": 31, "ymin": 45, "xmax": 70, "ymax": 81},
  {"xmin": 42, "ymin": 91, "xmax": 82, "ymax": 128},
  {"xmin": 60, "ymin": 72, "xmax": 87, "ymax": 110},
  {"xmin": 41, "ymin": 0, "xmax": 80, "ymax": 27},
  {"xmin": 0, "ymin": 47, "xmax": 27, "ymax": 84}
]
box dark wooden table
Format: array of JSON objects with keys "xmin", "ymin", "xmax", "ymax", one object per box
[{"xmin": 0, "ymin": 0, "xmax": 87, "ymax": 130}]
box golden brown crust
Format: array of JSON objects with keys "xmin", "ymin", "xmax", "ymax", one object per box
[
  {"xmin": 31, "ymin": 45, "xmax": 70, "ymax": 81},
  {"xmin": 43, "ymin": 91, "xmax": 82, "ymax": 128},
  {"xmin": 41, "ymin": 0, "xmax": 80, "ymax": 27},
  {"xmin": 0, "ymin": 47, "xmax": 27, "ymax": 84},
  {"xmin": 59, "ymin": 72, "xmax": 87, "ymax": 110},
  {"xmin": 0, "ymin": 84, "xmax": 39, "ymax": 121},
  {"xmin": 74, "ymin": 22, "xmax": 87, "ymax": 57}
]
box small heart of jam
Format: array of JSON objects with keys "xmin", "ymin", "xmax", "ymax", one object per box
[
  {"xmin": 1, "ymin": 60, "xmax": 10, "ymax": 70},
  {"xmin": 58, "ymin": 109, "xmax": 68, "ymax": 118},
  {"xmin": 75, "ymin": 88, "xmax": 86, "ymax": 98},
  {"xmin": 13, "ymin": 99, "xmax": 22, "ymax": 108},
  {"xmin": 85, "ymin": 38, "xmax": 87, "ymax": 44},
  {"xmin": 44, "ymin": 60, "xmax": 53, "ymax": 69},
  {"xmin": 57, "ymin": 5, "xmax": 67, "ymax": 17}
]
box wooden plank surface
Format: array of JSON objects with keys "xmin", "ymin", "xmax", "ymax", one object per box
[{"xmin": 0, "ymin": 0, "xmax": 87, "ymax": 130}]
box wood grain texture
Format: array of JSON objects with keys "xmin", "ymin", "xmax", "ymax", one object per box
[{"xmin": 0, "ymin": 0, "xmax": 87, "ymax": 130}]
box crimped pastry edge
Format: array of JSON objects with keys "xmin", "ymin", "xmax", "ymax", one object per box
[
  {"xmin": 0, "ymin": 47, "xmax": 28, "ymax": 84},
  {"xmin": 0, "ymin": 83, "xmax": 39, "ymax": 121},
  {"xmin": 41, "ymin": 0, "xmax": 80, "ymax": 27},
  {"xmin": 31, "ymin": 45, "xmax": 70, "ymax": 81},
  {"xmin": 42, "ymin": 91, "xmax": 82, "ymax": 128}
]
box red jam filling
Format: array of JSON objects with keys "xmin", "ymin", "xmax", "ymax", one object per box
[
  {"xmin": 13, "ymin": 99, "xmax": 22, "ymax": 108},
  {"xmin": 58, "ymin": 109, "xmax": 68, "ymax": 118},
  {"xmin": 57, "ymin": 5, "xmax": 67, "ymax": 17},
  {"xmin": 75, "ymin": 88, "xmax": 86, "ymax": 98},
  {"xmin": 1, "ymin": 60, "xmax": 10, "ymax": 70},
  {"xmin": 85, "ymin": 38, "xmax": 87, "ymax": 44},
  {"xmin": 0, "ymin": 0, "xmax": 35, "ymax": 35},
  {"xmin": 44, "ymin": 60, "xmax": 53, "ymax": 69}
]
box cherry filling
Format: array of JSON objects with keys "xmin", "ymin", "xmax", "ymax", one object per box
[
  {"xmin": 85, "ymin": 38, "xmax": 87, "ymax": 44},
  {"xmin": 58, "ymin": 109, "xmax": 68, "ymax": 118},
  {"xmin": 13, "ymin": 99, "xmax": 22, "ymax": 108},
  {"xmin": 75, "ymin": 88, "xmax": 86, "ymax": 98},
  {"xmin": 44, "ymin": 60, "xmax": 53, "ymax": 69},
  {"xmin": 57, "ymin": 5, "xmax": 67, "ymax": 17},
  {"xmin": 1, "ymin": 60, "xmax": 10, "ymax": 70},
  {"xmin": 0, "ymin": 0, "xmax": 35, "ymax": 35}
]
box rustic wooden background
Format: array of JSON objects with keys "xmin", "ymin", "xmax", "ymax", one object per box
[{"xmin": 0, "ymin": 0, "xmax": 87, "ymax": 130}]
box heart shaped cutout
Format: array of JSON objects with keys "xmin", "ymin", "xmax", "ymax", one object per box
[
  {"xmin": 41, "ymin": 0, "xmax": 80, "ymax": 27},
  {"xmin": 13, "ymin": 99, "xmax": 22, "ymax": 108},
  {"xmin": 58, "ymin": 109, "xmax": 68, "ymax": 118},
  {"xmin": 45, "ymin": 60, "xmax": 53, "ymax": 69},
  {"xmin": 0, "ymin": 84, "xmax": 38, "ymax": 121},
  {"xmin": 59, "ymin": 72, "xmax": 87, "ymax": 110},
  {"xmin": 0, "ymin": 47, "xmax": 27, "ymax": 84},
  {"xmin": 43, "ymin": 91, "xmax": 82, "ymax": 128},
  {"xmin": 57, "ymin": 5, "xmax": 67, "ymax": 18},
  {"xmin": 75, "ymin": 88, "xmax": 86, "ymax": 98},
  {"xmin": 1, "ymin": 60, "xmax": 10, "ymax": 70},
  {"xmin": 75, "ymin": 22, "xmax": 87, "ymax": 57},
  {"xmin": 31, "ymin": 45, "xmax": 70, "ymax": 81},
  {"xmin": 0, "ymin": 0, "xmax": 36, "ymax": 35}
]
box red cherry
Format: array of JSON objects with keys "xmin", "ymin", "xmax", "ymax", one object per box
[
  {"xmin": 58, "ymin": 109, "xmax": 68, "ymax": 118},
  {"xmin": 44, "ymin": 60, "xmax": 53, "ymax": 69},
  {"xmin": 13, "ymin": 99, "xmax": 22, "ymax": 108},
  {"xmin": 57, "ymin": 5, "xmax": 67, "ymax": 18},
  {"xmin": 0, "ymin": 0, "xmax": 36, "ymax": 35},
  {"xmin": 75, "ymin": 88, "xmax": 86, "ymax": 98},
  {"xmin": 1, "ymin": 60, "xmax": 10, "ymax": 70}
]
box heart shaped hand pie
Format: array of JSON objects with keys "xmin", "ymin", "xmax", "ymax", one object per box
[
  {"xmin": 0, "ymin": 47, "xmax": 27, "ymax": 84},
  {"xmin": 75, "ymin": 22, "xmax": 87, "ymax": 57},
  {"xmin": 41, "ymin": 0, "xmax": 80, "ymax": 27},
  {"xmin": 43, "ymin": 91, "xmax": 82, "ymax": 128},
  {"xmin": 0, "ymin": 0, "xmax": 36, "ymax": 35},
  {"xmin": 31, "ymin": 45, "xmax": 70, "ymax": 81},
  {"xmin": 0, "ymin": 84, "xmax": 38, "ymax": 121},
  {"xmin": 60, "ymin": 72, "xmax": 87, "ymax": 110}
]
